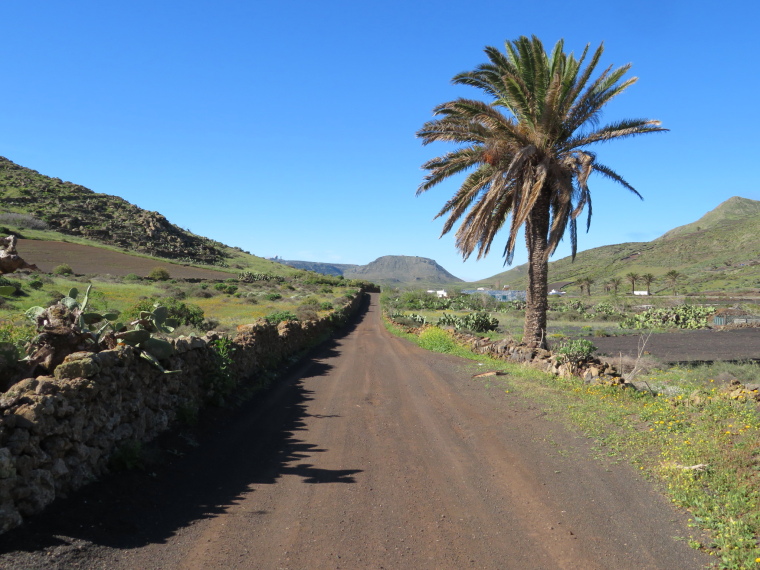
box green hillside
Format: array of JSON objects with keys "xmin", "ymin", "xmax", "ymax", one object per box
[
  {"xmin": 0, "ymin": 156, "xmax": 295, "ymax": 277},
  {"xmin": 471, "ymin": 196, "xmax": 760, "ymax": 294}
]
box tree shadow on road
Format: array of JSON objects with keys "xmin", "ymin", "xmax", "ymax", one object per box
[{"xmin": 0, "ymin": 296, "xmax": 370, "ymax": 558}]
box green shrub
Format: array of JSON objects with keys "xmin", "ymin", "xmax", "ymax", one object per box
[
  {"xmin": 554, "ymin": 339, "xmax": 597, "ymax": 364},
  {"xmin": 435, "ymin": 312, "xmax": 498, "ymax": 333},
  {"xmin": 418, "ymin": 327, "xmax": 457, "ymax": 353},
  {"xmin": 320, "ymin": 301, "xmax": 333, "ymax": 311},
  {"xmin": 0, "ymin": 319, "xmax": 35, "ymax": 353},
  {"xmin": 265, "ymin": 310, "xmax": 297, "ymax": 324},
  {"xmin": 213, "ymin": 283, "xmax": 238, "ymax": 295},
  {"xmin": 53, "ymin": 263, "xmax": 73, "ymax": 276},
  {"xmin": 123, "ymin": 273, "xmax": 141, "ymax": 282},
  {"xmin": 147, "ymin": 267, "xmax": 171, "ymax": 281},
  {"xmin": 265, "ymin": 293, "xmax": 282, "ymax": 301},
  {"xmin": 28, "ymin": 279, "xmax": 44, "ymax": 290},
  {"xmin": 121, "ymin": 297, "xmax": 205, "ymax": 329},
  {"xmin": 619, "ymin": 305, "xmax": 714, "ymax": 330}
]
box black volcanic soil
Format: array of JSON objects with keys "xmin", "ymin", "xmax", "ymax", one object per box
[{"xmin": 591, "ymin": 328, "xmax": 760, "ymax": 363}]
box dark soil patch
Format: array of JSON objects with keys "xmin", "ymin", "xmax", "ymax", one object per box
[
  {"xmin": 17, "ymin": 239, "xmax": 233, "ymax": 280},
  {"xmin": 591, "ymin": 328, "xmax": 760, "ymax": 363}
]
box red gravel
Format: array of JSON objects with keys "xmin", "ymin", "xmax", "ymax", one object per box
[{"xmin": 0, "ymin": 294, "xmax": 709, "ymax": 569}]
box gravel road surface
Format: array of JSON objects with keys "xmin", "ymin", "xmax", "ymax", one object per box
[{"xmin": 0, "ymin": 293, "xmax": 710, "ymax": 569}]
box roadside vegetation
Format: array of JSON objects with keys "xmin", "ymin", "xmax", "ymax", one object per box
[
  {"xmin": 381, "ymin": 288, "xmax": 759, "ymax": 343},
  {"xmin": 0, "ymin": 269, "xmax": 373, "ymax": 384},
  {"xmin": 383, "ymin": 293, "xmax": 760, "ymax": 569}
]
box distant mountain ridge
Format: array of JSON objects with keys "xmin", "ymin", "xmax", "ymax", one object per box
[
  {"xmin": 275, "ymin": 259, "xmax": 358, "ymax": 277},
  {"xmin": 279, "ymin": 255, "xmax": 463, "ymax": 286}
]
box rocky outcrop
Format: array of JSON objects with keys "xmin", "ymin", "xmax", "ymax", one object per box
[
  {"xmin": 0, "ymin": 235, "xmax": 38, "ymax": 274},
  {"xmin": 0, "ymin": 290, "xmax": 366, "ymax": 534},
  {"xmin": 0, "ymin": 156, "xmax": 228, "ymax": 265}
]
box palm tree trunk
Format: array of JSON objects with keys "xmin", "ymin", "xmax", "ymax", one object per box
[{"xmin": 523, "ymin": 191, "xmax": 550, "ymax": 349}]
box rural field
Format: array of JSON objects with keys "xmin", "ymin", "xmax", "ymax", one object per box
[
  {"xmin": 2, "ymin": 236, "xmax": 760, "ymax": 568},
  {"xmin": 3, "ymin": 3, "xmax": 760, "ymax": 568},
  {"xmin": 0, "ymin": 294, "xmax": 713, "ymax": 569}
]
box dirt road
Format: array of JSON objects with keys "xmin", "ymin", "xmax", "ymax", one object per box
[{"xmin": 0, "ymin": 293, "xmax": 709, "ymax": 569}]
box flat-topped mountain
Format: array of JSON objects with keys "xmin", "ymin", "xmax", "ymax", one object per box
[
  {"xmin": 345, "ymin": 255, "xmax": 463, "ymax": 285},
  {"xmin": 279, "ymin": 255, "xmax": 463, "ymax": 286}
]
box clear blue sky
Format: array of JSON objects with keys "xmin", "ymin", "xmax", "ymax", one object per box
[{"xmin": 2, "ymin": 1, "xmax": 758, "ymax": 281}]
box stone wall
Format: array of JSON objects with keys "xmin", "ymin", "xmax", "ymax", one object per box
[
  {"xmin": 0, "ymin": 290, "xmax": 366, "ymax": 534},
  {"xmin": 450, "ymin": 331, "xmax": 623, "ymax": 383}
]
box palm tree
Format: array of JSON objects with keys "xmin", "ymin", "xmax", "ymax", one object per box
[
  {"xmin": 416, "ymin": 36, "xmax": 664, "ymax": 347},
  {"xmin": 580, "ymin": 277, "xmax": 595, "ymax": 297},
  {"xmin": 641, "ymin": 273, "xmax": 656, "ymax": 295},
  {"xmin": 625, "ymin": 272, "xmax": 640, "ymax": 294},
  {"xmin": 664, "ymin": 270, "xmax": 682, "ymax": 295},
  {"xmin": 608, "ymin": 277, "xmax": 622, "ymax": 295}
]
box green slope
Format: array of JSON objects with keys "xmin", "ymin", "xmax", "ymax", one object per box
[
  {"xmin": 0, "ymin": 156, "xmax": 296, "ymax": 277},
  {"xmin": 470, "ymin": 196, "xmax": 760, "ymax": 293}
]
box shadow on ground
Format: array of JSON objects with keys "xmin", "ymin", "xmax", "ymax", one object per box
[{"xmin": 0, "ymin": 295, "xmax": 369, "ymax": 557}]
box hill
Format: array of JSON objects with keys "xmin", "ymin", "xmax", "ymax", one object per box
[
  {"xmin": 472, "ymin": 196, "xmax": 760, "ymax": 294},
  {"xmin": 276, "ymin": 255, "xmax": 463, "ymax": 287},
  {"xmin": 656, "ymin": 196, "xmax": 760, "ymax": 241},
  {"xmin": 0, "ymin": 156, "xmax": 295, "ymax": 277},
  {"xmin": 276, "ymin": 259, "xmax": 359, "ymax": 277},
  {"xmin": 343, "ymin": 255, "xmax": 463, "ymax": 286}
]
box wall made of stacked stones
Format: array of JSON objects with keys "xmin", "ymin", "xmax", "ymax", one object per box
[{"xmin": 0, "ymin": 290, "xmax": 366, "ymax": 534}]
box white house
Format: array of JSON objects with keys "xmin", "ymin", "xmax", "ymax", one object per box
[{"xmin": 427, "ymin": 289, "xmax": 448, "ymax": 298}]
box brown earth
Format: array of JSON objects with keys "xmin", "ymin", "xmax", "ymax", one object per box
[
  {"xmin": 592, "ymin": 328, "xmax": 760, "ymax": 363},
  {"xmin": 16, "ymin": 239, "xmax": 234, "ymax": 279},
  {"xmin": 0, "ymin": 294, "xmax": 710, "ymax": 569}
]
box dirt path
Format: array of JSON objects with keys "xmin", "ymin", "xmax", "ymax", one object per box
[{"xmin": 0, "ymin": 294, "xmax": 709, "ymax": 569}]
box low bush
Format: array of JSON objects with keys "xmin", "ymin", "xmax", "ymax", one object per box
[
  {"xmin": 147, "ymin": 267, "xmax": 171, "ymax": 281},
  {"xmin": 0, "ymin": 213, "xmax": 48, "ymax": 230},
  {"xmin": 121, "ymin": 297, "xmax": 205, "ymax": 329},
  {"xmin": 620, "ymin": 305, "xmax": 714, "ymax": 330},
  {"xmin": 554, "ymin": 339, "xmax": 597, "ymax": 364},
  {"xmin": 418, "ymin": 327, "xmax": 457, "ymax": 353},
  {"xmin": 53, "ymin": 264, "xmax": 73, "ymax": 276},
  {"xmin": 265, "ymin": 310, "xmax": 297, "ymax": 324}
]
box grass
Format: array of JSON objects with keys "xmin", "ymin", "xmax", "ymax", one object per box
[
  {"xmin": 386, "ymin": 317, "xmax": 760, "ymax": 569},
  {"xmin": 0, "ymin": 272, "xmax": 361, "ymax": 335}
]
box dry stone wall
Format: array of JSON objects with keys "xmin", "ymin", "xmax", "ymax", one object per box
[
  {"xmin": 0, "ymin": 290, "xmax": 366, "ymax": 534},
  {"xmin": 450, "ymin": 331, "xmax": 623, "ymax": 382}
]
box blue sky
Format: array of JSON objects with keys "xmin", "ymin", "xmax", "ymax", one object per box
[{"xmin": 2, "ymin": 1, "xmax": 758, "ymax": 281}]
